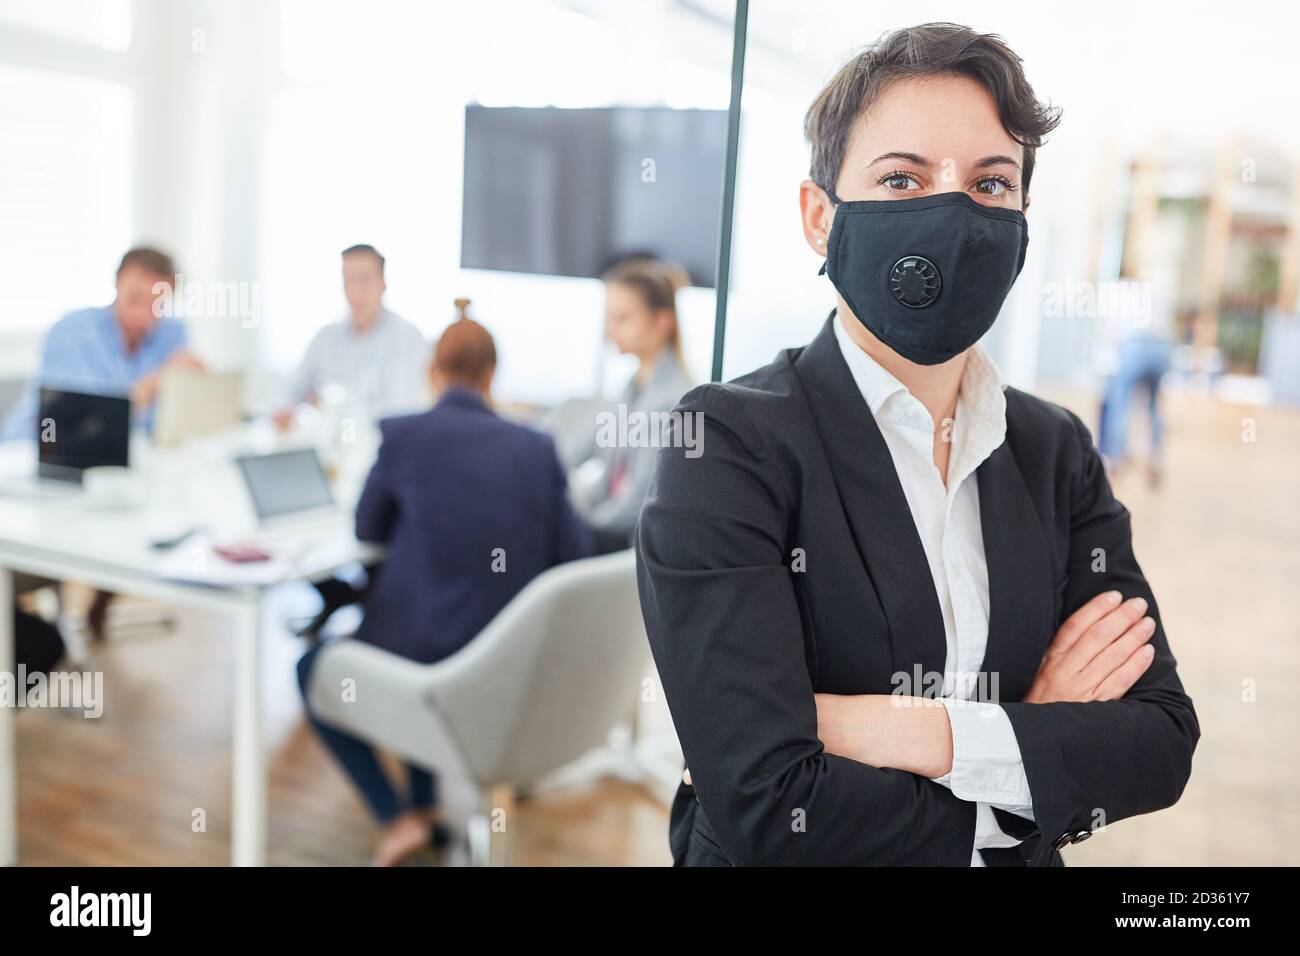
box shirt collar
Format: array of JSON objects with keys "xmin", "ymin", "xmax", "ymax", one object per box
[
  {"xmin": 831, "ymin": 312, "xmax": 909, "ymax": 418},
  {"xmin": 956, "ymin": 342, "xmax": 1009, "ymax": 439},
  {"xmin": 349, "ymin": 307, "xmax": 389, "ymax": 337},
  {"xmin": 831, "ymin": 310, "xmax": 1008, "ymax": 459},
  {"xmin": 105, "ymin": 302, "xmax": 161, "ymax": 356}
]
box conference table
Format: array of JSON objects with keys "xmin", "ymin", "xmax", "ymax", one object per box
[{"xmin": 0, "ymin": 422, "xmax": 381, "ymax": 866}]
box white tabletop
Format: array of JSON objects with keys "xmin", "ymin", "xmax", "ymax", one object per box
[
  {"xmin": 0, "ymin": 420, "xmax": 382, "ymax": 603},
  {"xmin": 0, "ymin": 417, "xmax": 387, "ymax": 867}
]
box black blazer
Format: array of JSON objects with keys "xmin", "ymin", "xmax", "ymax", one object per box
[{"xmin": 635, "ymin": 316, "xmax": 1199, "ymax": 866}]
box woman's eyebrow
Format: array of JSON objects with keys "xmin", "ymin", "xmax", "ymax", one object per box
[
  {"xmin": 866, "ymin": 151, "xmax": 931, "ymax": 168},
  {"xmin": 864, "ymin": 151, "xmax": 1022, "ymax": 171},
  {"xmin": 975, "ymin": 154, "xmax": 1022, "ymax": 170}
]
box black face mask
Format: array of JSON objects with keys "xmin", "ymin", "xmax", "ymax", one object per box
[{"xmin": 820, "ymin": 192, "xmax": 1028, "ymax": 365}]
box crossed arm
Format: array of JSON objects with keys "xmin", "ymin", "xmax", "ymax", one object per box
[
  {"xmin": 815, "ymin": 589, "xmax": 1159, "ymax": 779},
  {"xmin": 682, "ymin": 591, "xmax": 1161, "ymax": 853}
]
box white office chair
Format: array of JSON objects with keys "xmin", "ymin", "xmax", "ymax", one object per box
[{"xmin": 303, "ymin": 549, "xmax": 648, "ymax": 865}]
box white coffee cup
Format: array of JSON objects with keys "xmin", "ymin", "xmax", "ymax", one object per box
[{"xmin": 82, "ymin": 465, "xmax": 141, "ymax": 509}]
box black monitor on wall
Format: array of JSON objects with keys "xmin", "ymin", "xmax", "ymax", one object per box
[{"xmin": 460, "ymin": 105, "xmax": 727, "ymax": 288}]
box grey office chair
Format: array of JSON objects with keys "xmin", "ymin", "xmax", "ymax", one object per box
[
  {"xmin": 537, "ymin": 397, "xmax": 615, "ymax": 471},
  {"xmin": 304, "ymin": 549, "xmax": 648, "ymax": 865}
]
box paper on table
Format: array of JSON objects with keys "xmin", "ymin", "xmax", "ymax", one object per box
[{"xmin": 154, "ymin": 533, "xmax": 301, "ymax": 587}]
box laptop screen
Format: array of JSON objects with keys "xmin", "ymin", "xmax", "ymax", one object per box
[
  {"xmin": 37, "ymin": 388, "xmax": 132, "ymax": 482},
  {"xmin": 236, "ymin": 448, "xmax": 335, "ymax": 522}
]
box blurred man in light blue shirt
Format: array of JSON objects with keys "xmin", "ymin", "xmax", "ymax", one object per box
[
  {"xmin": 2, "ymin": 247, "xmax": 200, "ymax": 441},
  {"xmin": 272, "ymin": 244, "xmax": 428, "ymax": 430}
]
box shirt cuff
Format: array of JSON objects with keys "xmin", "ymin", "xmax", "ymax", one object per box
[
  {"xmin": 973, "ymin": 801, "xmax": 1024, "ymax": 851},
  {"xmin": 935, "ymin": 698, "xmax": 1034, "ymax": 813}
]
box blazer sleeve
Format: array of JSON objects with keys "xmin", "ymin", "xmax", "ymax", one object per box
[
  {"xmin": 542, "ymin": 433, "xmax": 592, "ymax": 565},
  {"xmin": 998, "ymin": 410, "xmax": 1200, "ymax": 864},
  {"xmin": 636, "ymin": 385, "xmax": 977, "ymax": 866},
  {"xmin": 354, "ymin": 422, "xmax": 400, "ymax": 544}
]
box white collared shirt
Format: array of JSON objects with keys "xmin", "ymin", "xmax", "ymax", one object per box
[{"xmin": 832, "ymin": 315, "xmax": 1035, "ymax": 866}]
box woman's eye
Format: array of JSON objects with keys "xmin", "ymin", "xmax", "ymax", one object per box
[
  {"xmin": 973, "ymin": 177, "xmax": 1012, "ymax": 197},
  {"xmin": 880, "ymin": 172, "xmax": 919, "ymax": 191}
]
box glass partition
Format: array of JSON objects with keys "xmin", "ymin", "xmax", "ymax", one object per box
[
  {"xmin": 720, "ymin": 1, "xmax": 1300, "ymax": 395},
  {"xmin": 710, "ymin": 1, "xmax": 1300, "ymax": 868}
]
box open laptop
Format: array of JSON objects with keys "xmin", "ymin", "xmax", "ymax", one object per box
[
  {"xmin": 236, "ymin": 446, "xmax": 337, "ymax": 527},
  {"xmin": 0, "ymin": 389, "xmax": 132, "ymax": 498},
  {"xmin": 154, "ymin": 369, "xmax": 243, "ymax": 446},
  {"xmin": 233, "ymin": 447, "xmax": 346, "ymax": 564},
  {"xmin": 38, "ymin": 388, "xmax": 132, "ymax": 482}
]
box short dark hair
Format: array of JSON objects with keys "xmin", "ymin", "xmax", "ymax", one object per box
[
  {"xmin": 804, "ymin": 22, "xmax": 1061, "ymax": 202},
  {"xmin": 117, "ymin": 247, "xmax": 176, "ymax": 284},
  {"xmin": 341, "ymin": 243, "xmax": 385, "ymax": 274}
]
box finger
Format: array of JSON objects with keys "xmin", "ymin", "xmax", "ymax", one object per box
[
  {"xmin": 1079, "ymin": 615, "xmax": 1156, "ymax": 689},
  {"xmin": 1091, "ymin": 642, "xmax": 1156, "ymax": 700},
  {"xmin": 682, "ymin": 768, "xmax": 693, "ymax": 786},
  {"xmin": 1067, "ymin": 596, "xmax": 1148, "ymax": 672},
  {"xmin": 1049, "ymin": 590, "xmax": 1123, "ymax": 656}
]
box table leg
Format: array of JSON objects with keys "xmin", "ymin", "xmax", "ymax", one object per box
[
  {"xmin": 230, "ymin": 599, "xmax": 265, "ymax": 866},
  {"xmin": 0, "ymin": 568, "xmax": 15, "ymax": 866}
]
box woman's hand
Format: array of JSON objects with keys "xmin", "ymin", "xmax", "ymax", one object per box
[
  {"xmin": 1024, "ymin": 589, "xmax": 1156, "ymax": 703},
  {"xmin": 810, "ymin": 590, "xmax": 1157, "ymax": 776}
]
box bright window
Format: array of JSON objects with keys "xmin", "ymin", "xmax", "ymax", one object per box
[
  {"xmin": 265, "ymin": 0, "xmax": 731, "ymax": 404},
  {"xmin": 0, "ymin": 64, "xmax": 132, "ymax": 333},
  {"xmin": 0, "ymin": 0, "xmax": 132, "ymax": 51}
]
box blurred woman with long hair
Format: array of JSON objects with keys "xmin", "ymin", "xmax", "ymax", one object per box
[{"xmin": 579, "ymin": 258, "xmax": 694, "ymax": 553}]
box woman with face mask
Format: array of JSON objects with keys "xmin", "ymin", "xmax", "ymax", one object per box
[
  {"xmin": 637, "ymin": 22, "xmax": 1199, "ymax": 866},
  {"xmin": 577, "ymin": 258, "xmax": 694, "ymax": 554}
]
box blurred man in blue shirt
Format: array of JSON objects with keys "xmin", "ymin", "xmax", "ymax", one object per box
[
  {"xmin": 2, "ymin": 247, "xmax": 201, "ymax": 441},
  {"xmin": 1, "ymin": 247, "xmax": 201, "ymax": 642}
]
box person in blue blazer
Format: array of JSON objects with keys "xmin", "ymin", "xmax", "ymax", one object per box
[{"xmin": 298, "ymin": 316, "xmax": 591, "ymax": 866}]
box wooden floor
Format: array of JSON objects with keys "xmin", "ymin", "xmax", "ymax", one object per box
[
  {"xmin": 11, "ymin": 388, "xmax": 1300, "ymax": 866},
  {"xmin": 1048, "ymin": 387, "xmax": 1300, "ymax": 866},
  {"xmin": 12, "ymin": 592, "xmax": 672, "ymax": 867}
]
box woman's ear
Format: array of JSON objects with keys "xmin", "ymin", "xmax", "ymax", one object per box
[
  {"xmin": 799, "ymin": 179, "xmax": 835, "ymax": 257},
  {"xmin": 654, "ymin": 307, "xmax": 677, "ymax": 342}
]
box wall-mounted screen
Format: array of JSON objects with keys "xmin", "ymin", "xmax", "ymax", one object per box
[{"xmin": 461, "ymin": 105, "xmax": 727, "ymax": 287}]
